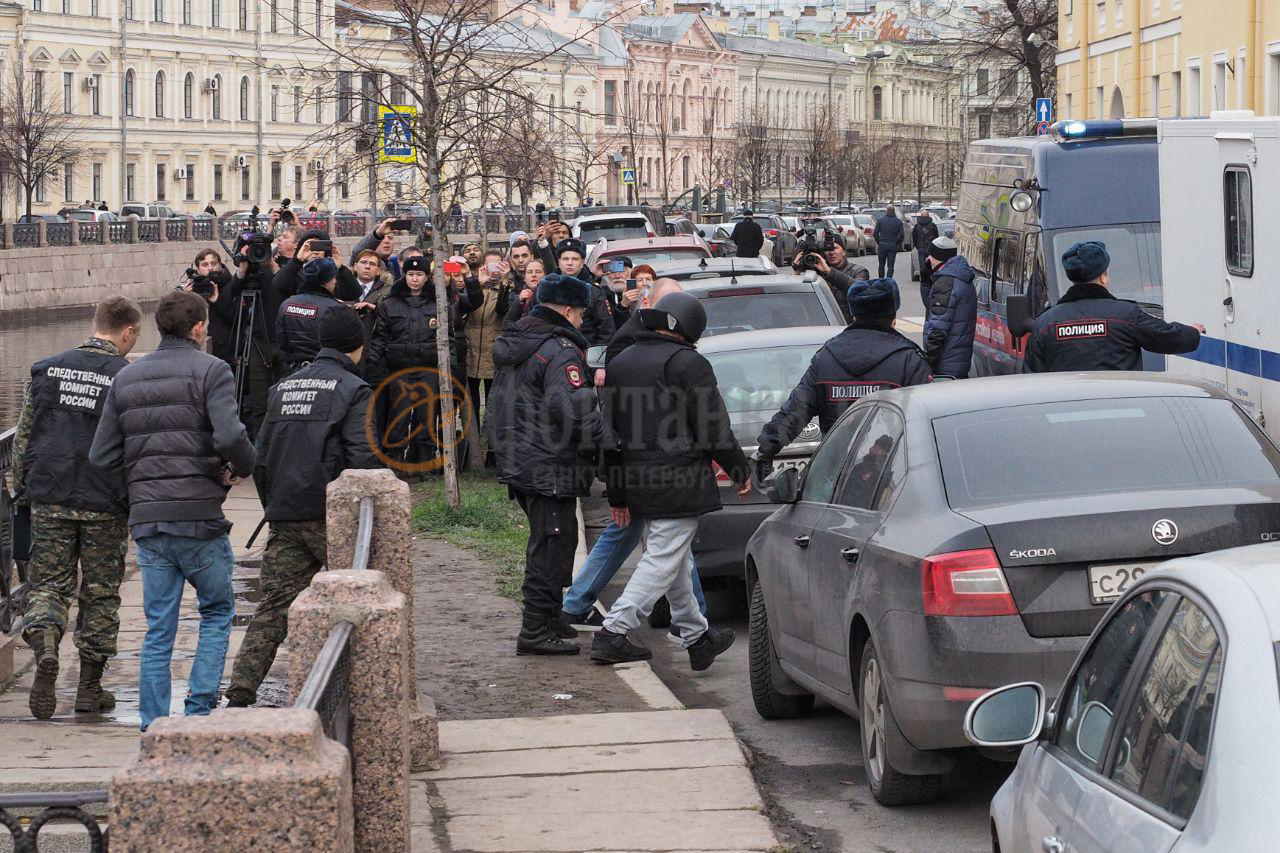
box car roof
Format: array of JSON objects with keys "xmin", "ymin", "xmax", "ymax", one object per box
[
  {"xmin": 696, "ymin": 326, "xmax": 839, "ymax": 354},
  {"xmin": 680, "ymin": 273, "xmax": 828, "ymax": 294},
  {"xmin": 597, "ymin": 236, "xmax": 705, "ymax": 252},
  {"xmin": 648, "ymin": 257, "xmax": 775, "ymax": 278},
  {"xmin": 1147, "ymin": 544, "xmax": 1280, "ymax": 639},
  {"xmin": 875, "ymin": 372, "xmax": 1226, "ymax": 420}
]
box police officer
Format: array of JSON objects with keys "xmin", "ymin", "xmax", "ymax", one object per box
[
  {"xmin": 755, "ymin": 278, "xmax": 932, "ymax": 479},
  {"xmin": 225, "ymin": 305, "xmax": 381, "ymax": 707},
  {"xmin": 13, "ymin": 296, "xmax": 143, "ymax": 719},
  {"xmin": 487, "ymin": 273, "xmax": 605, "ymax": 655},
  {"xmin": 275, "ymin": 257, "xmax": 343, "ymax": 375},
  {"xmin": 554, "ymin": 238, "xmax": 615, "ymax": 347},
  {"xmin": 1024, "ymin": 241, "xmax": 1204, "ymax": 372}
]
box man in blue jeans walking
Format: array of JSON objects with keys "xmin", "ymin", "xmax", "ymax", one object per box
[{"xmin": 91, "ymin": 290, "xmax": 256, "ymax": 731}]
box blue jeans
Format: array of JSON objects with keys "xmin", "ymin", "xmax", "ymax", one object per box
[
  {"xmin": 562, "ymin": 520, "xmax": 707, "ymax": 617},
  {"xmin": 135, "ymin": 534, "xmax": 235, "ymax": 732}
]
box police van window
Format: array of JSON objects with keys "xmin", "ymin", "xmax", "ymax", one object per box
[
  {"xmin": 1022, "ymin": 234, "xmax": 1044, "ymax": 310},
  {"xmin": 1224, "ymin": 166, "xmax": 1254, "ymax": 277},
  {"xmin": 955, "ymin": 220, "xmax": 993, "ymax": 306},
  {"xmin": 990, "ymin": 231, "xmax": 1022, "ymax": 304},
  {"xmin": 1048, "ymin": 224, "xmax": 1161, "ymax": 307},
  {"xmin": 834, "ymin": 408, "xmax": 905, "ymax": 510},
  {"xmin": 801, "ymin": 407, "xmax": 870, "ymax": 505}
]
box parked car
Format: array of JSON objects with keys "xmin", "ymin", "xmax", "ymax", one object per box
[
  {"xmin": 584, "ymin": 235, "xmax": 711, "ymax": 270},
  {"xmin": 648, "ymin": 257, "xmax": 777, "ymax": 282},
  {"xmin": 569, "ymin": 204, "xmax": 664, "ymax": 241},
  {"xmin": 119, "ymin": 202, "xmax": 177, "ymax": 219},
  {"xmin": 910, "ymin": 218, "xmax": 957, "ymax": 281},
  {"xmin": 728, "ymin": 213, "xmax": 799, "ymax": 267},
  {"xmin": 65, "ymin": 209, "xmax": 120, "ymax": 223},
  {"xmin": 747, "ymin": 374, "xmax": 1280, "ymax": 805},
  {"xmin": 16, "ymin": 214, "xmax": 68, "ymax": 224},
  {"xmin": 826, "ymin": 214, "xmax": 871, "ymax": 255},
  {"xmin": 694, "ymin": 223, "xmax": 738, "ymax": 257},
  {"xmin": 664, "ymin": 217, "xmax": 700, "ymax": 237},
  {"xmin": 966, "ymin": 542, "xmax": 1280, "ymax": 852}
]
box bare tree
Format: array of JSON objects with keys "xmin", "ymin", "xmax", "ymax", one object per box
[
  {"xmin": 483, "ymin": 100, "xmax": 561, "ymax": 214},
  {"xmin": 902, "ymin": 128, "xmax": 938, "ymax": 203},
  {"xmin": 0, "ymin": 64, "xmax": 81, "ymax": 219},
  {"xmin": 730, "ymin": 105, "xmax": 783, "ymax": 208},
  {"xmin": 798, "ymin": 101, "xmax": 837, "ymax": 206}
]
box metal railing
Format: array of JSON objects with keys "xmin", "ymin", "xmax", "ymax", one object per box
[
  {"xmin": 12, "ymin": 224, "xmax": 39, "ymax": 248},
  {"xmin": 78, "ymin": 222, "xmax": 103, "ymax": 244},
  {"xmin": 164, "ymin": 220, "xmax": 188, "ymax": 241},
  {"xmin": 1, "ymin": 426, "xmax": 27, "ymax": 635},
  {"xmin": 136, "ymin": 221, "xmax": 160, "ymax": 243},
  {"xmin": 106, "ymin": 222, "xmax": 130, "ymax": 243},
  {"xmin": 0, "ymin": 790, "xmax": 109, "ymax": 853},
  {"xmin": 45, "ymin": 223, "xmax": 72, "ymax": 247}
]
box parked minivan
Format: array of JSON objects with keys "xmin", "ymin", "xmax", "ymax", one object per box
[{"xmin": 119, "ymin": 202, "xmax": 178, "ymax": 219}]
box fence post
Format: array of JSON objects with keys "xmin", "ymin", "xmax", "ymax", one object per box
[
  {"xmin": 157, "ymin": 216, "xmax": 168, "ymax": 242},
  {"xmin": 325, "ymin": 469, "xmax": 439, "ymax": 770},
  {"xmin": 328, "ymin": 212, "xmax": 337, "ymax": 236},
  {"xmin": 128, "ymin": 218, "xmax": 139, "ymax": 244},
  {"xmin": 109, "ymin": 709, "xmax": 353, "ymax": 852},
  {"xmin": 69, "ymin": 219, "xmax": 80, "ymax": 246},
  {"xmin": 289, "ymin": 570, "xmax": 411, "ymax": 852},
  {"xmin": 36, "ymin": 220, "xmax": 47, "ymax": 248},
  {"xmin": 2, "ymin": 222, "xmax": 11, "ymax": 249},
  {"xmin": 185, "ymin": 215, "xmax": 194, "ymax": 241}
]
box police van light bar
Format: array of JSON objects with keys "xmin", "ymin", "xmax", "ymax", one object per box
[{"xmin": 1051, "ymin": 119, "xmax": 1157, "ymax": 142}]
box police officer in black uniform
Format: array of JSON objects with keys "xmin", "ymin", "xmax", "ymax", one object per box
[
  {"xmin": 553, "ymin": 238, "xmax": 615, "ymax": 347},
  {"xmin": 1024, "ymin": 241, "xmax": 1204, "ymax": 373},
  {"xmin": 755, "ymin": 278, "xmax": 932, "ymax": 479},
  {"xmin": 275, "ymin": 257, "xmax": 344, "ymax": 376},
  {"xmin": 225, "ymin": 304, "xmax": 381, "ymax": 707},
  {"xmin": 487, "ymin": 273, "xmax": 606, "ymax": 656}
]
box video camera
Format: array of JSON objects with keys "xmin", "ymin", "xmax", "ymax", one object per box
[
  {"xmin": 233, "ymin": 231, "xmax": 274, "ymax": 270},
  {"xmin": 797, "ymin": 228, "xmax": 833, "ymax": 271},
  {"xmin": 182, "ymin": 267, "xmax": 217, "ymax": 298}
]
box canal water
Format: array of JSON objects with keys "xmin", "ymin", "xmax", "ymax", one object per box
[{"xmin": 0, "ymin": 303, "xmax": 161, "ymax": 429}]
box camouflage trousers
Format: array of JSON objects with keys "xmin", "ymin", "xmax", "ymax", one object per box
[
  {"xmin": 226, "ymin": 520, "xmax": 327, "ymax": 705},
  {"xmin": 18, "ymin": 509, "xmax": 128, "ymax": 663}
]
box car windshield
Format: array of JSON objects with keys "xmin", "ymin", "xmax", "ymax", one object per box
[
  {"xmin": 935, "ymin": 397, "xmax": 1280, "ymax": 509},
  {"xmin": 619, "ymin": 248, "xmax": 709, "ymax": 264},
  {"xmin": 706, "ymin": 344, "xmax": 823, "ymax": 414},
  {"xmin": 579, "ymin": 220, "xmax": 649, "ymax": 241},
  {"xmin": 66, "ymin": 211, "xmax": 96, "ymax": 220},
  {"xmin": 698, "ymin": 290, "xmax": 831, "ymax": 336},
  {"xmin": 1047, "ymin": 224, "xmax": 1162, "ymax": 308}
]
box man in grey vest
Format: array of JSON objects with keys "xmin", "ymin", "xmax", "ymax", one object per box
[{"xmin": 91, "ymin": 290, "xmax": 256, "ymax": 731}]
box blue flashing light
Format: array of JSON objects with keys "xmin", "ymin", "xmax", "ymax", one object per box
[{"xmin": 1050, "ymin": 119, "xmax": 1157, "ymax": 143}]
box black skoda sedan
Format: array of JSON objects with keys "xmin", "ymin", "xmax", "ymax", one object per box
[{"xmin": 745, "ymin": 373, "xmax": 1280, "ymax": 806}]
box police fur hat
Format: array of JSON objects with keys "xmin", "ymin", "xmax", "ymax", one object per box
[
  {"xmin": 554, "ymin": 238, "xmax": 587, "ymax": 259},
  {"xmin": 318, "ymin": 304, "xmax": 366, "ymax": 353},
  {"xmin": 535, "ymin": 273, "xmax": 591, "ymax": 308},
  {"xmin": 300, "ymin": 257, "xmax": 338, "ymax": 290},
  {"xmin": 928, "ymin": 236, "xmax": 958, "ymax": 263},
  {"xmin": 402, "ymin": 255, "xmax": 431, "ymax": 274},
  {"xmin": 1062, "ymin": 240, "xmax": 1110, "ymax": 283},
  {"xmin": 847, "ymin": 277, "xmax": 900, "ymax": 320}
]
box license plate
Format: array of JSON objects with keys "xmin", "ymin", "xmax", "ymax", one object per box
[
  {"xmin": 772, "ymin": 458, "xmax": 809, "ymax": 474},
  {"xmin": 1087, "ymin": 562, "xmax": 1154, "ymax": 605}
]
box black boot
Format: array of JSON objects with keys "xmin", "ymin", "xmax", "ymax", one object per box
[
  {"xmin": 74, "ymin": 656, "xmax": 116, "ymax": 714},
  {"xmin": 516, "ymin": 611, "xmax": 580, "ymax": 656},
  {"xmin": 688, "ymin": 627, "xmax": 735, "ymax": 672},
  {"xmin": 549, "ymin": 612, "xmax": 579, "ymax": 640},
  {"xmin": 589, "ymin": 628, "xmax": 653, "ymax": 665},
  {"xmin": 27, "ymin": 629, "xmax": 60, "ymax": 720}
]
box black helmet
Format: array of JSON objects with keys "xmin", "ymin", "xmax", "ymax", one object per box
[{"xmin": 641, "ymin": 291, "xmax": 707, "ymax": 343}]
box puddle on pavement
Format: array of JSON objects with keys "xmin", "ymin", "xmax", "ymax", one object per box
[{"xmin": 232, "ymin": 562, "xmax": 264, "ymax": 626}]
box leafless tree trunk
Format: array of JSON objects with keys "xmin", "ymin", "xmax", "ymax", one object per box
[{"xmin": 0, "ymin": 61, "xmax": 81, "ymax": 218}]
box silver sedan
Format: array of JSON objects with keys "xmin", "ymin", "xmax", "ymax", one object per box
[{"xmin": 965, "ymin": 543, "xmax": 1280, "ymax": 852}]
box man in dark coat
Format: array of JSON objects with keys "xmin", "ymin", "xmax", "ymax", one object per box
[
  {"xmin": 911, "ymin": 211, "xmax": 939, "ymax": 289},
  {"xmin": 922, "ymin": 237, "xmax": 978, "ymax": 378},
  {"xmin": 554, "ymin": 238, "xmax": 614, "ymax": 351},
  {"xmin": 275, "ymin": 257, "xmax": 344, "ymax": 375},
  {"xmin": 589, "ymin": 293, "xmax": 748, "ymax": 670},
  {"xmin": 797, "ymin": 237, "xmax": 870, "ymax": 322},
  {"xmin": 872, "ymin": 205, "xmax": 905, "ymax": 278},
  {"xmin": 226, "ymin": 305, "xmax": 381, "ymax": 707},
  {"xmin": 730, "ymin": 210, "xmax": 765, "ymax": 258},
  {"xmin": 1024, "ymin": 241, "xmax": 1204, "ymax": 372},
  {"xmin": 487, "ymin": 274, "xmax": 606, "ymax": 655},
  {"xmin": 755, "ymin": 278, "xmax": 932, "ymax": 477}
]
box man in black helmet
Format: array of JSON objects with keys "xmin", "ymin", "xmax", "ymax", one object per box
[{"xmin": 590, "ymin": 291, "xmax": 750, "ymax": 671}]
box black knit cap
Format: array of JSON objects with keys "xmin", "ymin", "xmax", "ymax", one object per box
[{"xmin": 318, "ymin": 304, "xmax": 366, "ymax": 353}]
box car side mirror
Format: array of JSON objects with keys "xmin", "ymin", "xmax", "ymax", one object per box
[
  {"xmin": 1075, "ymin": 700, "xmax": 1115, "ymax": 764},
  {"xmin": 586, "ymin": 345, "xmax": 607, "ymax": 370},
  {"xmin": 764, "ymin": 466, "xmax": 800, "ymax": 504},
  {"xmin": 1006, "ymin": 294, "xmax": 1035, "ymax": 338},
  {"xmin": 964, "ymin": 682, "xmax": 1046, "ymax": 748}
]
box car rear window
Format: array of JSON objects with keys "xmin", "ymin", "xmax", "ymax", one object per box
[
  {"xmin": 622, "ymin": 248, "xmax": 709, "ymax": 264},
  {"xmin": 935, "ymin": 397, "xmax": 1280, "ymax": 508},
  {"xmin": 705, "ymin": 344, "xmax": 823, "ymax": 414},
  {"xmin": 579, "ymin": 220, "xmax": 649, "ymax": 241},
  {"xmin": 698, "ymin": 290, "xmax": 831, "ymax": 336}
]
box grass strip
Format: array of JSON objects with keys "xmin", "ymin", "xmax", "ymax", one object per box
[{"xmin": 411, "ymin": 470, "xmax": 527, "ymax": 600}]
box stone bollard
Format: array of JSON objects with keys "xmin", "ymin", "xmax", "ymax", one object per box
[
  {"xmin": 325, "ymin": 469, "xmax": 440, "ymax": 770},
  {"xmin": 37, "ymin": 220, "xmax": 47, "ymax": 247},
  {"xmin": 157, "ymin": 216, "xmax": 168, "ymax": 241},
  {"xmin": 128, "ymin": 217, "xmax": 139, "ymax": 243},
  {"xmin": 289, "ymin": 570, "xmax": 411, "ymax": 852},
  {"xmin": 70, "ymin": 219, "xmax": 80, "ymax": 246},
  {"xmin": 109, "ymin": 709, "xmax": 353, "ymax": 852},
  {"xmin": 184, "ymin": 215, "xmax": 194, "ymax": 240},
  {"xmin": 2, "ymin": 222, "xmax": 11, "ymax": 249}
]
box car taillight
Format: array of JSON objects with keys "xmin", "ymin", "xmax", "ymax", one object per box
[
  {"xmin": 863, "ymin": 227, "xmax": 873, "ymax": 235},
  {"xmin": 712, "ymin": 462, "xmax": 731, "ymax": 483},
  {"xmin": 766, "ymin": 229, "xmax": 778, "ymax": 237},
  {"xmin": 921, "ymin": 549, "xmax": 1017, "ymax": 617}
]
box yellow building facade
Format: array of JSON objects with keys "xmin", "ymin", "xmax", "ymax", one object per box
[{"xmin": 1056, "ymin": 0, "xmax": 1280, "ymax": 121}]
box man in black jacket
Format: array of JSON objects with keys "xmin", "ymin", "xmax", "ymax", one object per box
[
  {"xmin": 755, "ymin": 278, "xmax": 932, "ymax": 479},
  {"xmin": 911, "ymin": 211, "xmax": 939, "ymax": 288},
  {"xmin": 226, "ymin": 306, "xmax": 381, "ymax": 707},
  {"xmin": 487, "ymin": 274, "xmax": 605, "ymax": 655},
  {"xmin": 275, "ymin": 257, "xmax": 345, "ymax": 375},
  {"xmin": 872, "ymin": 206, "xmax": 906, "ymax": 278},
  {"xmin": 730, "ymin": 210, "xmax": 764, "ymax": 258},
  {"xmin": 1025, "ymin": 241, "xmax": 1204, "ymax": 372},
  {"xmin": 590, "ymin": 293, "xmax": 748, "ymax": 670},
  {"xmin": 90, "ymin": 291, "xmax": 257, "ymax": 731},
  {"xmin": 13, "ymin": 296, "xmax": 142, "ymax": 720},
  {"xmin": 187, "ymin": 249, "xmax": 239, "ymax": 366},
  {"xmin": 795, "ymin": 237, "xmax": 870, "ymax": 322},
  {"xmin": 554, "ymin": 238, "xmax": 614, "ymax": 348}
]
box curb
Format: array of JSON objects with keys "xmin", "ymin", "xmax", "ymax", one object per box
[{"xmin": 613, "ymin": 661, "xmax": 685, "ymax": 711}]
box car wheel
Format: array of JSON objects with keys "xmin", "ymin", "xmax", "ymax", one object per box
[
  {"xmin": 859, "ymin": 640, "xmax": 943, "ymax": 806},
  {"xmin": 647, "ymin": 596, "xmax": 671, "ymax": 628},
  {"xmin": 748, "ymin": 583, "xmax": 815, "ymax": 719}
]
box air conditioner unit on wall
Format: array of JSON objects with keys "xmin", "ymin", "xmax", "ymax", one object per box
[
  {"xmin": 203, "ymin": 77, "xmax": 219, "ymax": 93},
  {"xmin": 82, "ymin": 77, "xmax": 97, "ymax": 91},
  {"xmin": 311, "ymin": 158, "xmax": 324, "ymax": 172},
  {"xmin": 236, "ymin": 155, "xmax": 249, "ymax": 168},
  {"xmin": 174, "ymin": 168, "xmax": 187, "ymax": 180}
]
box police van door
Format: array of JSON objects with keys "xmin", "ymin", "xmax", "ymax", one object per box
[{"xmin": 1220, "ymin": 140, "xmax": 1262, "ymax": 426}]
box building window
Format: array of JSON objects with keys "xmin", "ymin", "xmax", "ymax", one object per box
[
  {"xmin": 315, "ymin": 0, "xmax": 322, "ymax": 34},
  {"xmin": 1224, "ymin": 166, "xmax": 1254, "ymax": 277},
  {"xmin": 681, "ymin": 155, "xmax": 689, "ymax": 190},
  {"xmin": 292, "ymin": 0, "xmax": 300, "ymax": 34},
  {"xmin": 240, "ymin": 76, "xmax": 250, "ymax": 120},
  {"xmin": 63, "ymin": 163, "xmax": 74, "ymax": 203},
  {"xmin": 33, "ymin": 71, "xmax": 44, "ymax": 110},
  {"xmin": 92, "ymin": 163, "xmax": 103, "ymax": 201},
  {"xmin": 212, "ymin": 75, "xmax": 222, "ymax": 119},
  {"xmin": 90, "ymin": 0, "xmax": 98, "ymax": 14},
  {"xmin": 1213, "ymin": 59, "xmax": 1227, "ymax": 110},
  {"xmin": 1172, "ymin": 71, "xmax": 1182, "ymax": 116},
  {"xmin": 153, "ymin": 72, "xmax": 165, "ymax": 117},
  {"xmin": 241, "ymin": 165, "xmax": 250, "ymax": 200},
  {"xmin": 872, "ymin": 86, "xmax": 882, "ymax": 120},
  {"xmin": 211, "ymin": 0, "xmax": 221, "ymax": 27},
  {"xmin": 293, "ymin": 164, "xmax": 302, "ymax": 199},
  {"xmin": 1064, "ymin": 92, "xmax": 1073, "ymax": 119},
  {"xmin": 270, "ymin": 0, "xmax": 277, "ymax": 32},
  {"xmin": 182, "ymin": 0, "xmax": 190, "ymax": 24},
  {"xmin": 604, "ymin": 80, "xmax": 616, "ymax": 125},
  {"xmin": 238, "ymin": 0, "xmax": 247, "ymax": 29},
  {"xmin": 360, "ymin": 73, "xmax": 378, "ymax": 124},
  {"xmin": 313, "ymin": 86, "xmax": 322, "ymax": 123},
  {"xmin": 271, "ymin": 161, "xmax": 281, "ymax": 198},
  {"xmin": 155, "ymin": 0, "xmax": 164, "ymax": 21},
  {"xmin": 125, "ymin": 163, "xmax": 135, "ymax": 201},
  {"xmin": 389, "ymin": 78, "xmax": 404, "ymax": 105},
  {"xmin": 978, "ymin": 112, "xmax": 992, "ymax": 137},
  {"xmin": 91, "ymin": 74, "xmax": 101, "ymax": 115},
  {"xmin": 35, "ymin": 174, "xmax": 46, "ymax": 204},
  {"xmin": 1188, "ymin": 65, "xmax": 1202, "ymax": 114},
  {"xmin": 1096, "ymin": 85, "xmax": 1105, "ymax": 118},
  {"xmin": 185, "ymin": 163, "xmax": 195, "ymax": 200},
  {"xmin": 63, "ymin": 72, "xmax": 73, "ymax": 114},
  {"xmin": 125, "ymin": 0, "xmax": 135, "ymax": 18},
  {"xmin": 213, "ymin": 163, "xmax": 223, "ymax": 200},
  {"xmin": 339, "ymin": 166, "xmax": 349, "ymax": 199},
  {"xmin": 293, "ymin": 85, "xmax": 301, "ymax": 122},
  {"xmin": 33, "ymin": 0, "xmax": 41, "ymax": 10},
  {"xmin": 123, "ymin": 70, "xmax": 135, "ymax": 116},
  {"xmin": 316, "ymin": 166, "xmax": 325, "ymax": 200},
  {"xmin": 184, "ymin": 72, "xmax": 194, "ymax": 117},
  {"xmin": 156, "ymin": 163, "xmax": 166, "ymax": 200},
  {"xmin": 976, "ymin": 69, "xmax": 989, "ymax": 97},
  {"xmin": 337, "ymin": 72, "xmax": 351, "ymax": 122},
  {"xmin": 270, "ymin": 85, "xmax": 279, "ymax": 122}
]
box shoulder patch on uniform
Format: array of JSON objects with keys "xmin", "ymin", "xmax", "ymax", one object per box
[
  {"xmin": 565, "ymin": 364, "xmax": 585, "ymax": 388},
  {"xmin": 1054, "ymin": 320, "xmax": 1108, "ymax": 340},
  {"xmin": 284, "ymin": 303, "xmax": 319, "ymax": 319}
]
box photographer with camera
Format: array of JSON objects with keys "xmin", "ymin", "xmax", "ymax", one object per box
[
  {"xmin": 792, "ymin": 230, "xmax": 870, "ymax": 323},
  {"xmin": 353, "ymin": 215, "xmax": 412, "ymax": 281},
  {"xmin": 225, "ymin": 226, "xmax": 286, "ymax": 437},
  {"xmin": 183, "ymin": 249, "xmax": 238, "ymax": 365}
]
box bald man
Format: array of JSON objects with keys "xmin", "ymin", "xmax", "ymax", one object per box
[{"xmin": 604, "ymin": 278, "xmax": 684, "ymax": 363}]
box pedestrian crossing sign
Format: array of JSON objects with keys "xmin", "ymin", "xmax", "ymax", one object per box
[
  {"xmin": 379, "ymin": 106, "xmax": 417, "ymax": 165},
  {"xmin": 621, "ymin": 168, "xmax": 637, "ymax": 185}
]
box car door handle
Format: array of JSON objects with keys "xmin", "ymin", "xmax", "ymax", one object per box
[
  {"xmin": 1042, "ymin": 837, "xmax": 1064, "ymax": 853},
  {"xmin": 793, "ymin": 535, "xmax": 811, "ymax": 548},
  {"xmin": 840, "ymin": 547, "xmax": 860, "ymax": 562}
]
